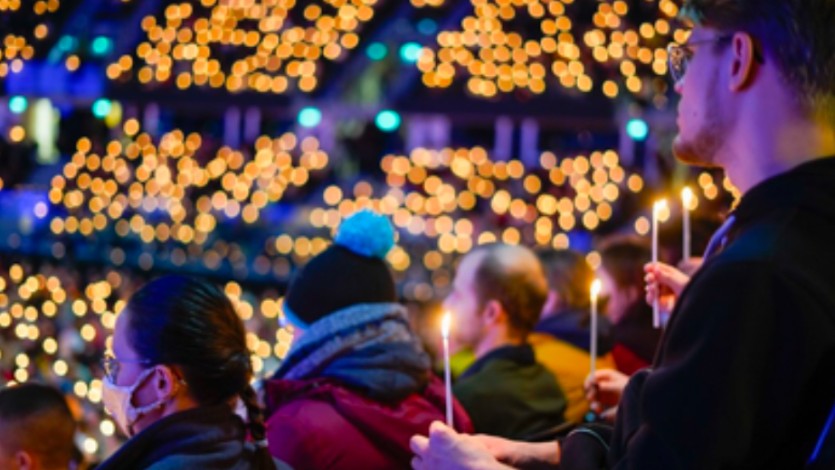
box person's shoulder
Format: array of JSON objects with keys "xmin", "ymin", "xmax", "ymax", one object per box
[
  {"xmin": 265, "ymin": 397, "xmax": 348, "ymax": 464},
  {"xmin": 454, "ymin": 357, "xmax": 524, "ymax": 398},
  {"xmin": 143, "ymin": 455, "xmax": 205, "ymax": 470},
  {"xmin": 453, "ymin": 367, "xmax": 493, "ymax": 401},
  {"xmin": 722, "ymin": 202, "xmax": 835, "ymax": 266},
  {"xmin": 267, "ymin": 392, "xmax": 341, "ymax": 426}
]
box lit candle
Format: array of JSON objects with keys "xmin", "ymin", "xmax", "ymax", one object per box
[
  {"xmin": 589, "ymin": 279, "xmax": 602, "ymax": 378},
  {"xmin": 441, "ymin": 311, "xmax": 453, "ymax": 427},
  {"xmin": 681, "ymin": 187, "xmax": 693, "ymax": 262},
  {"xmin": 652, "ymin": 199, "xmax": 667, "ymax": 328}
]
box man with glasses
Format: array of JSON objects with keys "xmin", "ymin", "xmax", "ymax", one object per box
[{"xmin": 411, "ymin": 0, "xmax": 835, "ymax": 468}]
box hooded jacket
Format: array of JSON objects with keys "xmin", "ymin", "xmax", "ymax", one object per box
[{"xmin": 264, "ymin": 303, "xmax": 473, "ymax": 470}]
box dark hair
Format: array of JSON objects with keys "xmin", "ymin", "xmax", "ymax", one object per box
[
  {"xmin": 124, "ymin": 275, "xmax": 275, "ymax": 468},
  {"xmin": 681, "ymin": 0, "xmax": 835, "ymax": 121},
  {"xmin": 472, "ymin": 244, "xmax": 548, "ymax": 337},
  {"xmin": 537, "ymin": 249, "xmax": 594, "ymax": 312},
  {"xmin": 599, "ymin": 236, "xmax": 651, "ymax": 291},
  {"xmin": 0, "ymin": 383, "xmax": 77, "ymax": 468}
]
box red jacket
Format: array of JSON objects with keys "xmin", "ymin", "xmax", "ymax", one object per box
[{"xmin": 264, "ymin": 375, "xmax": 473, "ymax": 470}]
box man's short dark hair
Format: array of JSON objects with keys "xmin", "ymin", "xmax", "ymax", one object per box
[
  {"xmin": 472, "ymin": 244, "xmax": 548, "ymax": 337},
  {"xmin": 682, "ymin": 0, "xmax": 835, "ymax": 122},
  {"xmin": 0, "ymin": 383, "xmax": 77, "ymax": 468}
]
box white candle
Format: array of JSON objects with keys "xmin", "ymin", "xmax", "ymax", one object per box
[
  {"xmin": 681, "ymin": 187, "xmax": 693, "ymax": 262},
  {"xmin": 652, "ymin": 199, "xmax": 667, "ymax": 328},
  {"xmin": 441, "ymin": 311, "xmax": 453, "ymax": 427},
  {"xmin": 589, "ymin": 279, "xmax": 602, "ymax": 378}
]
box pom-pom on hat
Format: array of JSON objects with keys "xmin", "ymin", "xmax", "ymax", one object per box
[{"xmin": 283, "ymin": 210, "xmax": 397, "ymax": 326}]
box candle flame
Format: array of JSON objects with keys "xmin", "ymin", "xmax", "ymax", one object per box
[
  {"xmin": 681, "ymin": 187, "xmax": 694, "ymax": 209},
  {"xmin": 653, "ymin": 199, "xmax": 668, "ymax": 214},
  {"xmin": 590, "ymin": 279, "xmax": 602, "ymax": 300},
  {"xmin": 441, "ymin": 311, "xmax": 451, "ymax": 338}
]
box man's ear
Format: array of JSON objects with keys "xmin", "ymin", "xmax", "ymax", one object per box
[
  {"xmin": 481, "ymin": 300, "xmax": 505, "ymax": 326},
  {"xmin": 729, "ymin": 32, "xmax": 758, "ymax": 91},
  {"xmin": 542, "ymin": 290, "xmax": 559, "ymax": 315},
  {"xmin": 15, "ymin": 450, "xmax": 33, "ymax": 470}
]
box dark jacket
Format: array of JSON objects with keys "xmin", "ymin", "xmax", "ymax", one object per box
[
  {"xmin": 611, "ymin": 301, "xmax": 662, "ymax": 375},
  {"xmin": 611, "ymin": 158, "xmax": 835, "ymax": 469},
  {"xmin": 97, "ymin": 404, "xmax": 291, "ymax": 470},
  {"xmin": 454, "ymin": 344, "xmax": 567, "ymax": 440},
  {"xmin": 264, "ymin": 375, "xmax": 472, "ymax": 470}
]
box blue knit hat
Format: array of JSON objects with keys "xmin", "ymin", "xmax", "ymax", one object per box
[{"xmin": 283, "ymin": 210, "xmax": 397, "ymax": 326}]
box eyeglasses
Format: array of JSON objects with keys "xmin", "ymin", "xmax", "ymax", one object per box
[
  {"xmin": 102, "ymin": 352, "xmax": 152, "ymax": 382},
  {"xmin": 667, "ymin": 35, "xmax": 733, "ymax": 83}
]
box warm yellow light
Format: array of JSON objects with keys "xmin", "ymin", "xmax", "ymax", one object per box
[
  {"xmin": 591, "ymin": 279, "xmax": 602, "ymax": 301},
  {"xmin": 681, "ymin": 186, "xmax": 694, "ymax": 210}
]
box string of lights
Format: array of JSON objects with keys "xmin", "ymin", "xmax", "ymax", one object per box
[
  {"xmin": 0, "ymin": 0, "xmax": 60, "ymax": 79},
  {"xmin": 417, "ymin": 0, "xmax": 685, "ymax": 106},
  {"xmin": 108, "ymin": 0, "xmax": 379, "ymax": 93}
]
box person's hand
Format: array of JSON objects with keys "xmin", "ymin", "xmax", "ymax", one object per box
[
  {"xmin": 410, "ymin": 421, "xmax": 512, "ymax": 470},
  {"xmin": 677, "ymin": 257, "xmax": 703, "ymax": 276},
  {"xmin": 474, "ymin": 434, "xmax": 560, "ymax": 469},
  {"xmin": 584, "ymin": 369, "xmax": 628, "ymax": 416},
  {"xmin": 585, "ymin": 369, "xmax": 629, "ymax": 403},
  {"xmin": 644, "ymin": 262, "xmax": 691, "ymax": 312}
]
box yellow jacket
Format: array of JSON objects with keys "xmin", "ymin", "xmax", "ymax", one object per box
[{"xmin": 529, "ymin": 331, "xmax": 616, "ymax": 423}]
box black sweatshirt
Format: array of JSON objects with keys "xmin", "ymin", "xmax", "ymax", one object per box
[{"xmin": 611, "ymin": 157, "xmax": 835, "ymax": 469}]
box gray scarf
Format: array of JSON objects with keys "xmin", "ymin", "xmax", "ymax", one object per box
[{"xmin": 276, "ymin": 303, "xmax": 431, "ymax": 401}]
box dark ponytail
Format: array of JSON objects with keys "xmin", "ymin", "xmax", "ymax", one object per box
[
  {"xmin": 124, "ymin": 275, "xmax": 277, "ymax": 469},
  {"xmin": 240, "ymin": 384, "xmax": 277, "ymax": 468}
]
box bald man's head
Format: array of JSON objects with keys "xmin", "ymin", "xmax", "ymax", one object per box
[
  {"xmin": 467, "ymin": 243, "xmax": 549, "ymax": 337},
  {"xmin": 0, "ymin": 383, "xmax": 77, "ymax": 470}
]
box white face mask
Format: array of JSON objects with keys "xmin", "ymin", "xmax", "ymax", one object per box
[{"xmin": 102, "ymin": 367, "xmax": 170, "ymax": 437}]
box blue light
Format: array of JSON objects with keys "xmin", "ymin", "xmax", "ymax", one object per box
[
  {"xmin": 626, "ymin": 118, "xmax": 649, "ymax": 141},
  {"xmin": 375, "ymin": 110, "xmax": 401, "ymax": 132},
  {"xmin": 366, "ymin": 42, "xmax": 388, "ymax": 61},
  {"xmin": 298, "ymin": 106, "xmax": 322, "ymax": 128},
  {"xmin": 92, "ymin": 98, "xmax": 112, "ymax": 119},
  {"xmin": 417, "ymin": 19, "xmax": 438, "ymax": 35},
  {"xmin": 8, "ymin": 96, "xmax": 27, "ymax": 114},
  {"xmin": 90, "ymin": 36, "xmax": 113, "ymax": 57},
  {"xmin": 399, "ymin": 42, "xmax": 422, "ymax": 63}
]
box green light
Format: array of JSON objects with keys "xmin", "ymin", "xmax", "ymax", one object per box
[
  {"xmin": 399, "ymin": 42, "xmax": 422, "ymax": 63},
  {"xmin": 626, "ymin": 118, "xmax": 649, "ymax": 141},
  {"xmin": 298, "ymin": 107, "xmax": 322, "ymax": 128},
  {"xmin": 90, "ymin": 36, "xmax": 113, "ymax": 57},
  {"xmin": 366, "ymin": 42, "xmax": 388, "ymax": 61},
  {"xmin": 375, "ymin": 110, "xmax": 401, "ymax": 132},
  {"xmin": 9, "ymin": 96, "xmax": 27, "ymax": 114},
  {"xmin": 92, "ymin": 99, "xmax": 112, "ymax": 119}
]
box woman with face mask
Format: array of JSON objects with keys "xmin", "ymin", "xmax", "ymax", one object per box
[{"xmin": 97, "ymin": 275, "xmax": 291, "ymax": 470}]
